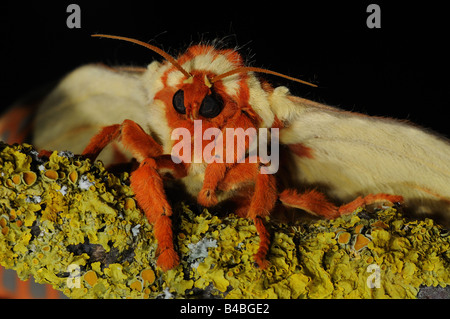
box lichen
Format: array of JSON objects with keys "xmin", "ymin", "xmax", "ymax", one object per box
[{"xmin": 0, "ymin": 142, "xmax": 449, "ymax": 299}]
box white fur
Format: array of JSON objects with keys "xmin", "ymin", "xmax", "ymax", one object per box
[
  {"xmin": 34, "ymin": 64, "xmax": 149, "ymax": 163},
  {"xmin": 181, "ymin": 50, "xmax": 242, "ymax": 97},
  {"xmin": 142, "ymin": 61, "xmax": 173, "ymax": 153},
  {"xmin": 245, "ymin": 75, "xmax": 274, "ymax": 128},
  {"xmin": 266, "ymin": 87, "xmax": 450, "ymax": 223}
]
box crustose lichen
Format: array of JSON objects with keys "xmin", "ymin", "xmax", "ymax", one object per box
[{"xmin": 0, "ymin": 142, "xmax": 449, "ymax": 298}]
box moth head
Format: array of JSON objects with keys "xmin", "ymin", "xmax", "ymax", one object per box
[
  {"xmin": 172, "ymin": 72, "xmax": 224, "ymax": 120},
  {"xmin": 91, "ymin": 34, "xmax": 317, "ymax": 125}
]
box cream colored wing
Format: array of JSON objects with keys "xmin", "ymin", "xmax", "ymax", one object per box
[
  {"xmin": 34, "ymin": 64, "xmax": 150, "ymax": 164},
  {"xmin": 269, "ymin": 87, "xmax": 450, "ymax": 225}
]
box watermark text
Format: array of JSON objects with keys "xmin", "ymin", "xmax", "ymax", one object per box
[{"xmin": 171, "ymin": 120, "xmax": 279, "ymax": 174}]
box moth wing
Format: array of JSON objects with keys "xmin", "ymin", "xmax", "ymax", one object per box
[
  {"xmin": 34, "ymin": 64, "xmax": 150, "ymax": 164},
  {"xmin": 270, "ymin": 87, "xmax": 450, "ymax": 224}
]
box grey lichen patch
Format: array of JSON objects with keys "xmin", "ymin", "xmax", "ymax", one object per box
[{"xmin": 0, "ymin": 142, "xmax": 449, "ymax": 299}]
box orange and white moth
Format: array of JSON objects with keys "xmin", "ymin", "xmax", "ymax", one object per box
[{"xmin": 4, "ymin": 34, "xmax": 450, "ymax": 271}]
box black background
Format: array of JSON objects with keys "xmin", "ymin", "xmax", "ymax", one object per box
[
  {"xmin": 2, "ymin": 1, "xmax": 448, "ymax": 137},
  {"xmin": 0, "ymin": 1, "xmax": 449, "ymax": 307}
]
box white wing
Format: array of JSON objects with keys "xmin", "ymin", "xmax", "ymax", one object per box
[
  {"xmin": 33, "ymin": 64, "xmax": 150, "ymax": 164},
  {"xmin": 269, "ymin": 87, "xmax": 450, "ymax": 225}
]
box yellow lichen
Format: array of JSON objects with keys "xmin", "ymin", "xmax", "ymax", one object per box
[
  {"xmin": 353, "ymin": 234, "xmax": 371, "ymax": 251},
  {"xmin": 337, "ymin": 231, "xmax": 351, "ymax": 244},
  {"xmin": 68, "ymin": 170, "xmax": 78, "ymax": 184},
  {"xmin": 0, "ymin": 142, "xmax": 449, "ymax": 299},
  {"xmin": 141, "ymin": 269, "xmax": 155, "ymax": 285},
  {"xmin": 84, "ymin": 271, "xmax": 98, "ymax": 287},
  {"xmin": 130, "ymin": 280, "xmax": 142, "ymax": 291},
  {"xmin": 11, "ymin": 174, "xmax": 21, "ymax": 185},
  {"xmin": 44, "ymin": 170, "xmax": 59, "ymax": 181},
  {"xmin": 22, "ymin": 171, "xmax": 37, "ymax": 186}
]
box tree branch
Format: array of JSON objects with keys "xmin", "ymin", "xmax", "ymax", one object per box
[{"xmin": 0, "ymin": 142, "xmax": 449, "ymax": 298}]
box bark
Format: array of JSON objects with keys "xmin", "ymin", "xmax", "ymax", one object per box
[{"xmin": 0, "ymin": 142, "xmax": 449, "ymax": 299}]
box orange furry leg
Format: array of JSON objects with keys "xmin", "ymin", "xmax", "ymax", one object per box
[
  {"xmin": 339, "ymin": 193, "xmax": 404, "ymax": 215},
  {"xmin": 38, "ymin": 149, "xmax": 53, "ymax": 158},
  {"xmin": 120, "ymin": 119, "xmax": 163, "ymax": 160},
  {"xmin": 120, "ymin": 120, "xmax": 187, "ymax": 181},
  {"xmin": 82, "ymin": 124, "xmax": 121, "ymax": 161},
  {"xmin": 253, "ymin": 216, "xmax": 271, "ymax": 269},
  {"xmin": 225, "ymin": 190, "xmax": 253, "ymax": 218},
  {"xmin": 197, "ymin": 163, "xmax": 227, "ymax": 207},
  {"xmin": 155, "ymin": 155, "xmax": 188, "ymax": 179},
  {"xmin": 82, "ymin": 120, "xmax": 182, "ymax": 271},
  {"xmin": 82, "ymin": 119, "xmax": 163, "ymax": 162},
  {"xmin": 130, "ymin": 158, "xmax": 179, "ymax": 271},
  {"xmin": 249, "ymin": 172, "xmax": 277, "ymax": 269},
  {"xmin": 279, "ymin": 189, "xmax": 340, "ymax": 219},
  {"xmin": 338, "ymin": 197, "xmax": 364, "ymax": 215},
  {"xmin": 217, "ymin": 162, "xmax": 277, "ymax": 269}
]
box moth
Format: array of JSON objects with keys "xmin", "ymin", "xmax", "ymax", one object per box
[{"xmin": 3, "ymin": 34, "xmax": 450, "ymax": 271}]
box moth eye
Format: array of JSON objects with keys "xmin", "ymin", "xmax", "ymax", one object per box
[
  {"xmin": 172, "ymin": 89, "xmax": 186, "ymax": 114},
  {"xmin": 199, "ymin": 93, "xmax": 223, "ymax": 118}
]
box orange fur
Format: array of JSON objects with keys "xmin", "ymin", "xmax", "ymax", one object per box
[
  {"xmin": 247, "ymin": 172, "xmax": 277, "ymax": 220},
  {"xmin": 279, "ymin": 189, "xmax": 340, "ymax": 219},
  {"xmin": 288, "ymin": 143, "xmax": 314, "ymax": 159},
  {"xmin": 205, "ymin": 161, "xmax": 277, "ymax": 268},
  {"xmin": 38, "ymin": 149, "xmax": 53, "ymax": 158},
  {"xmin": 130, "ymin": 158, "xmax": 179, "ymax": 271},
  {"xmin": 218, "ymin": 162, "xmax": 259, "ymax": 191},
  {"xmin": 197, "ymin": 162, "xmax": 227, "ymax": 207},
  {"xmin": 253, "ymin": 217, "xmax": 271, "ymax": 269},
  {"xmin": 339, "ymin": 193, "xmax": 404, "ymax": 215},
  {"xmin": 120, "ymin": 119, "xmax": 163, "ymax": 160},
  {"xmin": 155, "ymin": 155, "xmax": 187, "ymax": 179},
  {"xmin": 82, "ymin": 124, "xmax": 121, "ymax": 160},
  {"xmin": 0, "ymin": 104, "xmax": 37, "ymax": 144},
  {"xmin": 248, "ymin": 170, "xmax": 277, "ymax": 268}
]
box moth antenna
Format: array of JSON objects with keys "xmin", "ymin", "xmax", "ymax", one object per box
[
  {"xmin": 91, "ymin": 34, "xmax": 191, "ymax": 78},
  {"xmin": 211, "ymin": 66, "xmax": 318, "ymax": 87}
]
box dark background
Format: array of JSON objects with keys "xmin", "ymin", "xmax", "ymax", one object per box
[{"xmin": 2, "ymin": 1, "xmax": 448, "ymax": 137}]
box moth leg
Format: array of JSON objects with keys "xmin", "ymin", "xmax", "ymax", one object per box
[
  {"xmin": 197, "ymin": 162, "xmax": 227, "ymax": 207},
  {"xmin": 119, "ymin": 119, "xmax": 163, "ymax": 160},
  {"xmin": 83, "ymin": 119, "xmax": 181, "ymax": 271},
  {"xmin": 82, "ymin": 124, "xmax": 121, "ymax": 161},
  {"xmin": 154, "ymin": 154, "xmax": 188, "ymax": 179},
  {"xmin": 248, "ymin": 171, "xmax": 277, "ymax": 269},
  {"xmin": 217, "ymin": 162, "xmax": 278, "ymax": 269},
  {"xmin": 119, "ymin": 120, "xmax": 183, "ymax": 270},
  {"xmin": 198, "ymin": 109, "xmax": 261, "ymax": 206},
  {"xmin": 131, "ymin": 158, "xmax": 179, "ymax": 271},
  {"xmin": 120, "ymin": 120, "xmax": 187, "ymax": 177},
  {"xmin": 82, "ymin": 119, "xmax": 163, "ymax": 161},
  {"xmin": 279, "ymin": 189, "xmax": 340, "ymax": 219},
  {"xmin": 37, "ymin": 149, "xmax": 54, "ymax": 158},
  {"xmin": 339, "ymin": 193, "xmax": 404, "ymax": 215}
]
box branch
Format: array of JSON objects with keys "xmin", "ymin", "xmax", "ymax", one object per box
[{"xmin": 0, "ymin": 142, "xmax": 449, "ymax": 299}]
